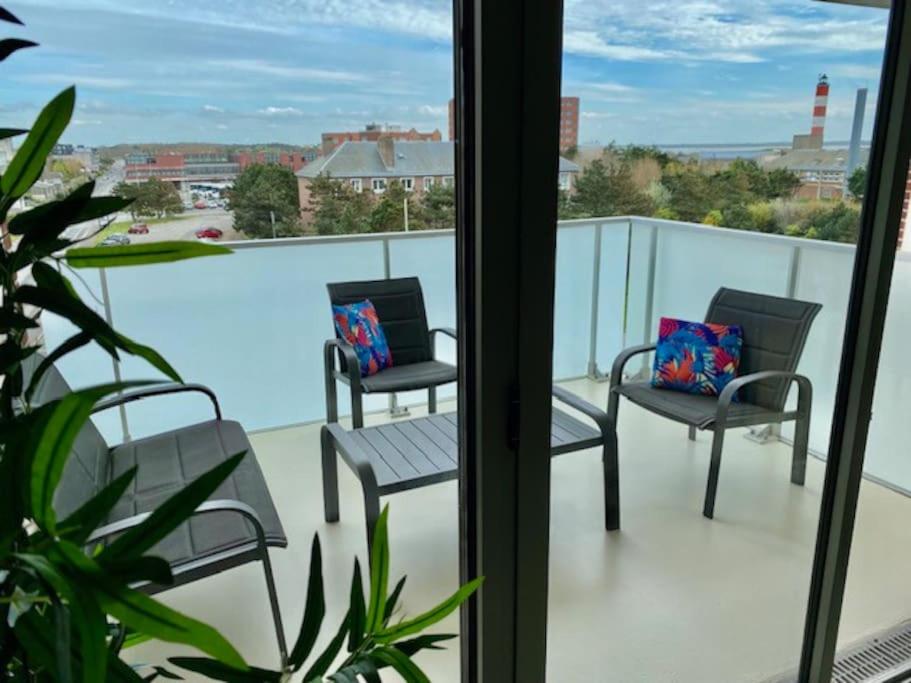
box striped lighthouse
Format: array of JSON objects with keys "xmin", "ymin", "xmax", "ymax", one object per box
[{"xmin": 811, "ymin": 74, "xmax": 829, "ymax": 140}]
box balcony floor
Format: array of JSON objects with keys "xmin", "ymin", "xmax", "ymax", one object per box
[{"xmin": 124, "ymin": 379, "xmax": 911, "ymax": 682}]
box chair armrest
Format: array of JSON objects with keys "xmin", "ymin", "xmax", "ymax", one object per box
[
  {"xmin": 610, "ymin": 343, "xmax": 656, "ymax": 389},
  {"xmin": 92, "ymin": 384, "xmax": 221, "ymax": 420},
  {"xmin": 429, "ymin": 327, "xmax": 457, "ymax": 357},
  {"xmin": 552, "ymin": 385, "xmax": 614, "ymax": 435},
  {"xmin": 87, "ymin": 499, "xmax": 267, "ymax": 548},
  {"xmin": 716, "ymin": 370, "xmax": 812, "ymax": 425},
  {"xmin": 324, "ymin": 338, "xmax": 362, "ymax": 423},
  {"xmin": 325, "ymin": 424, "xmax": 380, "ymax": 493}
]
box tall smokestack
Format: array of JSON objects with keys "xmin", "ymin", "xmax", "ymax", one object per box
[
  {"xmin": 846, "ymin": 87, "xmax": 867, "ymax": 194},
  {"xmin": 811, "ymin": 74, "xmax": 829, "ymax": 140}
]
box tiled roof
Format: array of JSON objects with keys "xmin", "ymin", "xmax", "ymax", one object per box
[
  {"xmin": 763, "ymin": 148, "xmax": 870, "ymax": 173},
  {"xmin": 298, "ymin": 140, "xmax": 580, "ymax": 178}
]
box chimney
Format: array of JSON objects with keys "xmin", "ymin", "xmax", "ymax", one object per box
[
  {"xmin": 378, "ymin": 135, "xmax": 395, "ymax": 169},
  {"xmin": 811, "ymin": 74, "xmax": 829, "ymax": 140}
]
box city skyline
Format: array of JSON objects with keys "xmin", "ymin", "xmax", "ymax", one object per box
[{"xmin": 0, "ymin": 0, "xmax": 889, "ymax": 148}]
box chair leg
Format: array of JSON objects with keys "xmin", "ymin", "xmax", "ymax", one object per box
[
  {"xmin": 260, "ymin": 548, "xmax": 288, "ymax": 668},
  {"xmin": 352, "ymin": 389, "xmax": 364, "ymax": 429},
  {"xmin": 321, "ymin": 427, "xmax": 340, "ymax": 523},
  {"xmin": 603, "ymin": 427, "xmax": 620, "ymax": 531},
  {"xmin": 428, "ymin": 386, "xmax": 437, "ymax": 414},
  {"xmin": 607, "ymin": 390, "xmax": 620, "ymax": 426},
  {"xmin": 363, "ymin": 484, "xmax": 381, "ymax": 556},
  {"xmin": 688, "ymin": 425, "xmax": 697, "ymax": 441},
  {"xmin": 703, "ymin": 427, "xmax": 726, "ymax": 519},
  {"xmin": 791, "ymin": 414, "xmax": 809, "ymax": 486}
]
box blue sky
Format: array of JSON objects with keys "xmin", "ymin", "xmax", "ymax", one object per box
[{"xmin": 1, "ymin": 0, "xmax": 890, "ymax": 147}]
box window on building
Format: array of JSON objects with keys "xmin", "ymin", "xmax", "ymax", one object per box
[
  {"xmin": 402, "ymin": 177, "xmax": 414, "ymax": 192},
  {"xmin": 443, "ymin": 176, "xmax": 454, "ymax": 188},
  {"xmin": 558, "ymin": 172, "xmax": 571, "ymax": 191},
  {"xmin": 350, "ymin": 178, "xmax": 363, "ymax": 193},
  {"xmin": 372, "ymin": 178, "xmax": 387, "ymax": 193},
  {"xmin": 424, "ymin": 177, "xmax": 435, "ymax": 190}
]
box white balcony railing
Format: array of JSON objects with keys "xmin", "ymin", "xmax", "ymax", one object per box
[{"xmin": 44, "ymin": 216, "xmax": 911, "ymax": 496}]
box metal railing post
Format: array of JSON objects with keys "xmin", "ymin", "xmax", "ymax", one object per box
[
  {"xmin": 99, "ymin": 268, "xmax": 131, "ymax": 442},
  {"xmin": 587, "ymin": 222, "xmax": 604, "ymax": 379},
  {"xmin": 382, "ymin": 236, "xmax": 409, "ymax": 417},
  {"xmin": 638, "ymin": 223, "xmax": 658, "ymax": 377}
]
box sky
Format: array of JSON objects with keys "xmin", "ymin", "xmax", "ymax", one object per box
[{"xmin": 1, "ymin": 0, "xmax": 890, "ymax": 148}]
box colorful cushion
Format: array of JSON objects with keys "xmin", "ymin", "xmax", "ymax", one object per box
[
  {"xmin": 652, "ymin": 317, "xmax": 743, "ymax": 398},
  {"xmin": 332, "ymin": 299, "xmax": 393, "ymax": 377}
]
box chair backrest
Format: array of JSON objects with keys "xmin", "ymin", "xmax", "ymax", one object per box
[
  {"xmin": 327, "ymin": 277, "xmax": 432, "ymax": 368},
  {"xmin": 704, "ymin": 287, "xmax": 821, "ymax": 411},
  {"xmin": 21, "ymin": 354, "xmax": 110, "ymax": 518}
]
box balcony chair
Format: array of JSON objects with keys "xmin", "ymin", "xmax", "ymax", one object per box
[
  {"xmin": 607, "ymin": 287, "xmax": 822, "ymax": 519},
  {"xmin": 23, "ymin": 355, "xmax": 289, "ymax": 667},
  {"xmin": 324, "ymin": 276, "xmax": 457, "ymax": 428}
]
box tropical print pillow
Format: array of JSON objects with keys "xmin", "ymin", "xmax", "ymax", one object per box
[
  {"xmin": 332, "ymin": 299, "xmax": 393, "ymax": 377},
  {"xmin": 652, "ymin": 317, "xmax": 743, "ymax": 398}
]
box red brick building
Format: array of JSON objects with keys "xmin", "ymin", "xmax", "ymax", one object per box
[
  {"xmin": 447, "ymin": 96, "xmax": 579, "ymax": 150},
  {"xmin": 124, "ymin": 149, "xmax": 312, "ymax": 185},
  {"xmin": 321, "ymin": 124, "xmax": 442, "ymax": 156}
]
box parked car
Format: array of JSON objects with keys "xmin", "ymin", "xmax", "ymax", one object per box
[
  {"xmin": 194, "ymin": 200, "xmax": 207, "ymax": 209},
  {"xmin": 128, "ymin": 223, "xmax": 149, "ymax": 234},
  {"xmin": 195, "ymin": 227, "xmax": 223, "ymax": 240},
  {"xmin": 100, "ymin": 234, "xmax": 130, "ymax": 247}
]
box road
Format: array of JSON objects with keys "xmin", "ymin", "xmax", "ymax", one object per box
[{"xmin": 126, "ymin": 208, "xmax": 244, "ymax": 244}]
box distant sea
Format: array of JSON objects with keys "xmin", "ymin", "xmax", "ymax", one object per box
[{"xmin": 580, "ymin": 141, "xmax": 867, "ymax": 161}]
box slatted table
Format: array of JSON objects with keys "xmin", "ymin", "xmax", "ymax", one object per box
[{"xmin": 320, "ymin": 386, "xmax": 618, "ymax": 549}]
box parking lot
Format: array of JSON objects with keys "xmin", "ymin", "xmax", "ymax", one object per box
[{"xmin": 116, "ymin": 208, "xmax": 245, "ymax": 244}]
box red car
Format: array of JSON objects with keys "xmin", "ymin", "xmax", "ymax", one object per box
[
  {"xmin": 195, "ymin": 227, "xmax": 223, "ymax": 240},
  {"xmin": 194, "ymin": 200, "xmax": 207, "ymax": 209},
  {"xmin": 128, "ymin": 223, "xmax": 149, "ymax": 234}
]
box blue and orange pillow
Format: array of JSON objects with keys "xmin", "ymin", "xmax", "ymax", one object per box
[
  {"xmin": 332, "ymin": 299, "xmax": 393, "ymax": 377},
  {"xmin": 652, "ymin": 317, "xmax": 743, "ymax": 398}
]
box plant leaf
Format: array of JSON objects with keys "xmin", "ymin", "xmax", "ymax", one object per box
[
  {"xmin": 29, "ymin": 381, "xmax": 154, "ymax": 529},
  {"xmin": 393, "ymin": 634, "xmax": 456, "ymax": 657},
  {"xmin": 56, "ymin": 466, "xmax": 136, "ymax": 544},
  {"xmin": 347, "ymin": 558, "xmax": 366, "ymax": 652},
  {"xmin": 24, "ymin": 331, "xmax": 93, "ymax": 403},
  {"xmin": 371, "ymin": 646, "xmax": 431, "ymax": 683},
  {"xmin": 104, "ymin": 555, "xmax": 174, "ymax": 587},
  {"xmin": 15, "ymin": 553, "xmax": 107, "ymax": 683},
  {"xmin": 365, "ymin": 505, "xmax": 390, "ymax": 633},
  {"xmin": 99, "ymin": 452, "xmax": 245, "ymax": 563},
  {"xmin": 10, "ymin": 179, "xmax": 94, "ymax": 238},
  {"xmin": 0, "ymin": 127, "xmax": 27, "ymax": 139},
  {"xmin": 1, "ymin": 86, "xmax": 75, "ymax": 201},
  {"xmin": 0, "ymin": 37, "xmax": 37, "ymax": 61},
  {"xmin": 0, "ymin": 6, "xmax": 24, "ymax": 24},
  {"xmin": 302, "ymin": 612, "xmax": 349, "ymax": 683},
  {"xmin": 0, "ymin": 308, "xmax": 38, "ymax": 329},
  {"xmin": 65, "ymin": 241, "xmax": 231, "ymax": 269},
  {"xmin": 383, "ymin": 576, "xmax": 406, "ymax": 625},
  {"xmin": 114, "ymin": 333, "xmax": 181, "ymax": 383},
  {"xmin": 374, "ymin": 577, "xmax": 483, "ymax": 644},
  {"xmin": 168, "ymin": 658, "xmax": 280, "ymax": 682},
  {"xmin": 53, "ymin": 540, "xmax": 247, "ymax": 669},
  {"xmin": 329, "ymin": 658, "xmax": 380, "ymax": 683},
  {"xmin": 288, "ymin": 534, "xmax": 325, "ymax": 669}
]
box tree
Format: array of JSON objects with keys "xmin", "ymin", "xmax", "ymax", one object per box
[
  {"xmin": 113, "ymin": 178, "xmax": 182, "ymax": 219},
  {"xmin": 763, "ymin": 168, "xmax": 801, "ymax": 200},
  {"xmin": 848, "ymin": 165, "xmax": 867, "ymax": 200},
  {"xmin": 660, "ymin": 162, "xmax": 718, "ymax": 222},
  {"xmin": 229, "ymin": 163, "xmax": 301, "ymax": 238},
  {"xmin": 421, "ymin": 183, "xmax": 455, "ymax": 230},
  {"xmin": 369, "ymin": 180, "xmax": 410, "ymax": 233},
  {"xmin": 569, "ymin": 158, "xmax": 654, "ymax": 218},
  {"xmin": 306, "ymin": 175, "xmax": 371, "ymax": 235}
]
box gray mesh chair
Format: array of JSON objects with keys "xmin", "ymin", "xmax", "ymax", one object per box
[
  {"xmin": 23, "ymin": 356, "xmax": 289, "ymax": 666},
  {"xmin": 607, "ymin": 287, "xmax": 822, "ymax": 519},
  {"xmin": 324, "ymin": 277, "xmax": 456, "ymax": 428}
]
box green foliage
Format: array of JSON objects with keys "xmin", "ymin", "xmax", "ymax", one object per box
[
  {"xmin": 170, "ymin": 506, "xmax": 482, "ymax": 682},
  {"xmin": 848, "ymin": 165, "xmax": 867, "ymax": 200},
  {"xmin": 702, "ymin": 209, "xmax": 724, "ymax": 226},
  {"xmin": 618, "ymin": 144, "xmax": 672, "ymax": 168},
  {"xmin": 420, "ymin": 183, "xmax": 455, "ymax": 231},
  {"xmin": 307, "ymin": 175, "xmax": 372, "ymax": 236},
  {"xmin": 113, "ymin": 178, "xmax": 182, "ymax": 219},
  {"xmin": 228, "ymin": 163, "xmax": 302, "ymax": 238},
  {"xmin": 560, "ymin": 158, "xmax": 654, "ymax": 219}
]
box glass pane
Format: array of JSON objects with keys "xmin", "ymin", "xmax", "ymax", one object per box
[
  {"xmin": 549, "ymin": 1, "xmax": 888, "ymax": 680},
  {"xmin": 5, "ymin": 1, "xmax": 462, "ymax": 678}
]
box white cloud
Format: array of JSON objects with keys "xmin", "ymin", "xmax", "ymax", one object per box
[
  {"xmin": 209, "ymin": 59, "xmax": 365, "ymax": 84},
  {"xmin": 202, "ymin": 104, "xmax": 224, "ymax": 112},
  {"xmin": 417, "ymin": 104, "xmax": 447, "ymax": 117},
  {"xmin": 831, "ymin": 64, "xmax": 882, "ymax": 81},
  {"xmin": 257, "ymin": 106, "xmax": 305, "ymax": 116},
  {"xmin": 17, "ymin": 74, "xmax": 133, "ymax": 89}
]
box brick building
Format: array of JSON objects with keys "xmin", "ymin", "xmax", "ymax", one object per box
[
  {"xmin": 297, "ymin": 138, "xmax": 579, "ymax": 226},
  {"xmin": 447, "ymin": 96, "xmax": 579, "ymax": 150},
  {"xmin": 321, "ymin": 124, "xmax": 442, "ymax": 156},
  {"xmin": 124, "ymin": 149, "xmax": 313, "ymax": 185}
]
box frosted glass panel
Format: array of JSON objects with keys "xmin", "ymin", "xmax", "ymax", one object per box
[
  {"xmin": 594, "ymin": 222, "xmax": 631, "ymax": 373},
  {"xmin": 553, "ymin": 225, "xmax": 596, "ymax": 379},
  {"xmin": 861, "ymin": 253, "xmax": 911, "ymax": 492},
  {"xmin": 388, "ymin": 233, "xmax": 457, "ymax": 406},
  {"xmin": 786, "ymin": 245, "xmax": 855, "ymax": 457},
  {"xmin": 105, "ymin": 240, "xmax": 386, "ymax": 436},
  {"xmin": 39, "ymin": 265, "xmax": 122, "ymax": 442}
]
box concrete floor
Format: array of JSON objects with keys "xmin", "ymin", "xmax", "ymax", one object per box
[{"xmin": 124, "ymin": 379, "xmax": 911, "ymax": 682}]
